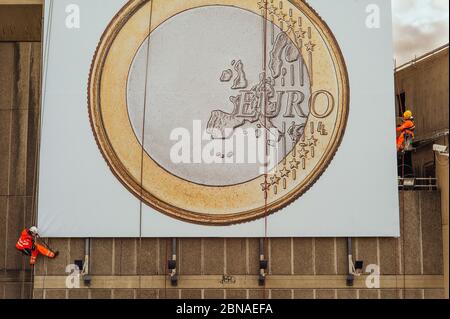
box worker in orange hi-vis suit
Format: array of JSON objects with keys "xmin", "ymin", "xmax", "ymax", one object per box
[
  {"xmin": 396, "ymin": 110, "xmax": 416, "ymax": 152},
  {"xmin": 15, "ymin": 227, "xmax": 58, "ymax": 265}
]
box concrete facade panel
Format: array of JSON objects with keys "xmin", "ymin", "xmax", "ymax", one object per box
[
  {"xmin": 180, "ymin": 239, "xmax": 201, "ymax": 275},
  {"xmin": 421, "ymin": 192, "xmax": 443, "ymax": 275},
  {"xmin": 293, "ymin": 238, "xmax": 313, "ymax": 275},
  {"xmin": 226, "ymin": 239, "xmax": 246, "ymax": 275},
  {"xmin": 204, "ymin": 239, "xmax": 224, "ymax": 275},
  {"xmin": 315, "ymin": 289, "xmax": 336, "ymax": 299},
  {"xmin": 293, "ymin": 289, "xmax": 314, "ymax": 299},
  {"xmin": 270, "ymin": 239, "xmax": 292, "ymax": 275},
  {"xmin": 314, "ymin": 239, "xmax": 335, "ymax": 275},
  {"xmin": 204, "ymin": 289, "xmax": 224, "ymax": 299}
]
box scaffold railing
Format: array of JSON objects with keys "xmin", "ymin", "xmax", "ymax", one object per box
[{"xmin": 398, "ymin": 177, "xmax": 438, "ymax": 190}]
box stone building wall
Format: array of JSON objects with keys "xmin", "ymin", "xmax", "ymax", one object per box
[
  {"xmin": 0, "ymin": 42, "xmax": 41, "ymax": 299},
  {"xmin": 395, "ymin": 47, "xmax": 449, "ymax": 176},
  {"xmin": 30, "ymin": 192, "xmax": 444, "ymax": 299},
  {"xmin": 0, "ymin": 6, "xmax": 447, "ymax": 299}
]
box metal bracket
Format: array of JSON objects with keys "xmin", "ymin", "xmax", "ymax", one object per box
[
  {"xmin": 168, "ymin": 238, "xmax": 178, "ymax": 286},
  {"xmin": 259, "ymin": 239, "xmax": 267, "ymax": 286}
]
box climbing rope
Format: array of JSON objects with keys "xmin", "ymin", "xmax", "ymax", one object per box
[
  {"xmin": 401, "ymin": 152, "xmax": 407, "ymax": 298},
  {"xmin": 395, "ymin": 71, "xmax": 407, "ymax": 299},
  {"xmin": 137, "ymin": 0, "xmax": 154, "ymax": 297},
  {"xmin": 262, "ymin": 1, "xmax": 270, "ymax": 300}
]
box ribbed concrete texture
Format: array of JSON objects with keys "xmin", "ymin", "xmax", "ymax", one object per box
[
  {"xmin": 0, "ymin": 42, "xmax": 41, "ymax": 299},
  {"xmin": 0, "ymin": 5, "xmax": 42, "ymax": 42},
  {"xmin": 436, "ymin": 153, "xmax": 449, "ymax": 298},
  {"xmin": 27, "ymin": 288, "xmax": 445, "ymax": 300}
]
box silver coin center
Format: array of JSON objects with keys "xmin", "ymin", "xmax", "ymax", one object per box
[{"xmin": 127, "ymin": 5, "xmax": 311, "ymax": 186}]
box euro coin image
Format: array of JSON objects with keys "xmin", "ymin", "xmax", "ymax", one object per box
[{"xmin": 88, "ymin": 0, "xmax": 349, "ymax": 225}]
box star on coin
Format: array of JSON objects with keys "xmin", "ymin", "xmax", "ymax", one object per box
[
  {"xmin": 260, "ymin": 181, "xmax": 271, "ymax": 192},
  {"xmin": 276, "ymin": 10, "xmax": 287, "ymax": 22},
  {"xmin": 308, "ymin": 135, "xmax": 318, "ymax": 147},
  {"xmin": 295, "ymin": 28, "xmax": 307, "ymax": 40},
  {"xmin": 270, "ymin": 174, "xmax": 281, "ymax": 185},
  {"xmin": 298, "ymin": 147, "xmax": 310, "ymax": 159},
  {"xmin": 286, "ymin": 17, "xmax": 297, "ymax": 30},
  {"xmin": 268, "ymin": 4, "xmax": 278, "ymax": 15},
  {"xmin": 257, "ymin": 0, "xmax": 268, "ymax": 10},
  {"xmin": 280, "ymin": 167, "xmax": 291, "ymax": 178},
  {"xmin": 305, "ymin": 41, "xmax": 316, "ymax": 52},
  {"xmin": 290, "ymin": 158, "xmax": 301, "ymax": 170}
]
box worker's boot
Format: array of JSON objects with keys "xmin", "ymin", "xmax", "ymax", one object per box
[{"xmin": 53, "ymin": 251, "xmax": 59, "ymax": 258}]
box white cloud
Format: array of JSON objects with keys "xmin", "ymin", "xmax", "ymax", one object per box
[{"xmin": 392, "ymin": 0, "xmax": 449, "ymax": 65}]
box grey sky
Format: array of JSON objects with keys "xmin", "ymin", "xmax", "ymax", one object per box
[{"xmin": 392, "ymin": 0, "xmax": 449, "ymax": 65}]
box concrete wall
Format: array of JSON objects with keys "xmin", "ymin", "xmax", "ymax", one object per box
[
  {"xmin": 0, "ymin": 42, "xmax": 41, "ymax": 299},
  {"xmin": 395, "ymin": 48, "xmax": 449, "ymax": 176},
  {"xmin": 436, "ymin": 153, "xmax": 449, "ymax": 298},
  {"xmin": 0, "ymin": 5, "xmax": 42, "ymax": 42},
  {"xmin": 395, "ymin": 48, "xmax": 449, "ymax": 141},
  {"xmin": 28, "ymin": 192, "xmax": 444, "ymax": 299},
  {"xmin": 412, "ymin": 136, "xmax": 448, "ymax": 178},
  {"xmin": 394, "ymin": 50, "xmax": 449, "ymax": 299}
]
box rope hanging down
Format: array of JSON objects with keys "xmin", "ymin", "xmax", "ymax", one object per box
[
  {"xmin": 395, "ymin": 70, "xmax": 406, "ymax": 298},
  {"xmin": 29, "ymin": 0, "xmax": 55, "ymax": 299},
  {"xmin": 262, "ymin": 1, "xmax": 269, "ymax": 299},
  {"xmin": 137, "ymin": 0, "xmax": 154, "ymax": 295}
]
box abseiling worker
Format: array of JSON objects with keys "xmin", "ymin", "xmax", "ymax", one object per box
[
  {"xmin": 396, "ymin": 110, "xmax": 416, "ymax": 152},
  {"xmin": 16, "ymin": 226, "xmax": 58, "ymax": 265}
]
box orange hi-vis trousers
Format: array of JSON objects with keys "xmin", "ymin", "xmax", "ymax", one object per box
[
  {"xmin": 30, "ymin": 244, "xmax": 55, "ymax": 265},
  {"xmin": 396, "ymin": 130, "xmax": 415, "ymax": 151},
  {"xmin": 396, "ymin": 120, "xmax": 415, "ymax": 152}
]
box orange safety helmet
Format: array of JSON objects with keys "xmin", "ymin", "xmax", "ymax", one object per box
[{"xmin": 403, "ymin": 110, "xmax": 413, "ymax": 120}]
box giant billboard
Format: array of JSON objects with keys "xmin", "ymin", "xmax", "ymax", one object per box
[{"xmin": 37, "ymin": 0, "xmax": 400, "ymax": 237}]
